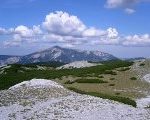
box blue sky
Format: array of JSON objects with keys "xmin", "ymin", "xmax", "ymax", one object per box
[{"xmin": 0, "ymin": 0, "xmax": 150, "ymax": 58}]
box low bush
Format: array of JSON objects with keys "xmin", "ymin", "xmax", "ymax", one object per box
[
  {"xmin": 109, "ymin": 83, "xmax": 115, "ymax": 86},
  {"xmin": 139, "ymin": 63, "xmax": 145, "ymax": 66},
  {"xmin": 115, "ymin": 92, "xmax": 121, "ymax": 95},
  {"xmin": 24, "ymin": 61, "xmax": 66, "ymax": 68},
  {"xmin": 87, "ymin": 73, "xmax": 96, "ymax": 77},
  {"xmin": 64, "ymin": 80, "xmax": 74, "ymax": 84},
  {"xmin": 104, "ymin": 70, "xmax": 117, "ymax": 75},
  {"xmin": 110, "ymin": 78, "xmax": 115, "ymax": 80},
  {"xmin": 75, "ymin": 79, "xmax": 108, "ymax": 83},
  {"xmin": 130, "ymin": 77, "xmax": 137, "ymax": 80},
  {"xmin": 67, "ymin": 87, "xmax": 136, "ymax": 107},
  {"xmin": 117, "ymin": 67, "xmax": 130, "ymax": 71},
  {"xmin": 99, "ymin": 75, "xmax": 104, "ymax": 78}
]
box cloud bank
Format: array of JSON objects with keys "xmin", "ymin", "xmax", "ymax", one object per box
[{"xmin": 0, "ymin": 11, "xmax": 150, "ymax": 48}]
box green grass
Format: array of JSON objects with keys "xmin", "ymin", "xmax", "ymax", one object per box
[
  {"xmin": 0, "ymin": 60, "xmax": 133, "ymax": 90},
  {"xmin": 67, "ymin": 87, "xmax": 137, "ymax": 107}
]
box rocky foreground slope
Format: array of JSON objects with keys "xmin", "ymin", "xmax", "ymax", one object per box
[
  {"xmin": 132, "ymin": 59, "xmax": 150, "ymax": 108},
  {"xmin": 0, "ymin": 79, "xmax": 150, "ymax": 120}
]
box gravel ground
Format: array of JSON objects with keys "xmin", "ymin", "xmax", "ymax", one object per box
[
  {"xmin": 132, "ymin": 59, "xmax": 150, "ymax": 79},
  {"xmin": 132, "ymin": 59, "xmax": 150, "ymax": 108},
  {"xmin": 0, "ymin": 79, "xmax": 150, "ymax": 120},
  {"xmin": 57, "ymin": 61, "xmax": 101, "ymax": 69}
]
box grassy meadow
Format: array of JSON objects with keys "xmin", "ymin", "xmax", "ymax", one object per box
[{"xmin": 1, "ymin": 60, "xmax": 150, "ymax": 107}]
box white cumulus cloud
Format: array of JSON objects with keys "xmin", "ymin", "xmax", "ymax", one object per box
[
  {"xmin": 122, "ymin": 34, "xmax": 150, "ymax": 46},
  {"xmin": 15, "ymin": 25, "xmax": 34, "ymax": 37},
  {"xmin": 42, "ymin": 11, "xmax": 86, "ymax": 36},
  {"xmin": 82, "ymin": 27, "xmax": 106, "ymax": 37},
  {"xmin": 0, "ymin": 11, "xmax": 149, "ymax": 47},
  {"xmin": 107, "ymin": 27, "xmax": 119, "ymax": 39}
]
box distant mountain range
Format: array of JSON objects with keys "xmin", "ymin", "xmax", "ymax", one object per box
[
  {"xmin": 122, "ymin": 57, "xmax": 145, "ymax": 61},
  {"xmin": 0, "ymin": 46, "xmax": 118, "ymax": 65},
  {"xmin": 0, "ymin": 55, "xmax": 20, "ymax": 66}
]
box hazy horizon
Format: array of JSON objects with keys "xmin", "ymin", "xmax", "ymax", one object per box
[{"xmin": 0, "ymin": 45, "xmax": 149, "ymax": 59}]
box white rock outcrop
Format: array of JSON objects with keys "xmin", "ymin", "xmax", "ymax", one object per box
[
  {"xmin": 0, "ymin": 79, "xmax": 150, "ymax": 120},
  {"xmin": 57, "ymin": 61, "xmax": 101, "ymax": 69}
]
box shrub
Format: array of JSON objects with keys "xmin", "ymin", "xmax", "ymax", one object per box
[
  {"xmin": 109, "ymin": 84, "xmax": 115, "ymax": 86},
  {"xmin": 67, "ymin": 87, "xmax": 86, "ymax": 94},
  {"xmin": 99, "ymin": 75, "xmax": 104, "ymax": 78},
  {"xmin": 139, "ymin": 63, "xmax": 145, "ymax": 66},
  {"xmin": 115, "ymin": 92, "xmax": 121, "ymax": 95},
  {"xmin": 75, "ymin": 79, "xmax": 108, "ymax": 83},
  {"xmin": 64, "ymin": 80, "xmax": 74, "ymax": 84},
  {"xmin": 104, "ymin": 70, "xmax": 117, "ymax": 75},
  {"xmin": 110, "ymin": 78, "xmax": 115, "ymax": 80},
  {"xmin": 87, "ymin": 73, "xmax": 96, "ymax": 77},
  {"xmin": 67, "ymin": 87, "xmax": 136, "ymax": 107},
  {"xmin": 117, "ymin": 67, "xmax": 130, "ymax": 71},
  {"xmin": 25, "ymin": 61, "xmax": 66, "ymax": 68},
  {"xmin": 130, "ymin": 77, "xmax": 137, "ymax": 80}
]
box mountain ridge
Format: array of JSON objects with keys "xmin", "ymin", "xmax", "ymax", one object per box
[{"xmin": 0, "ymin": 46, "xmax": 118, "ymax": 65}]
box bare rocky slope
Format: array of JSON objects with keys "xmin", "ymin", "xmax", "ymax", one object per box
[
  {"xmin": 131, "ymin": 59, "xmax": 150, "ymax": 108},
  {"xmin": 0, "ymin": 79, "xmax": 150, "ymax": 120},
  {"xmin": 57, "ymin": 61, "xmax": 101, "ymax": 69}
]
